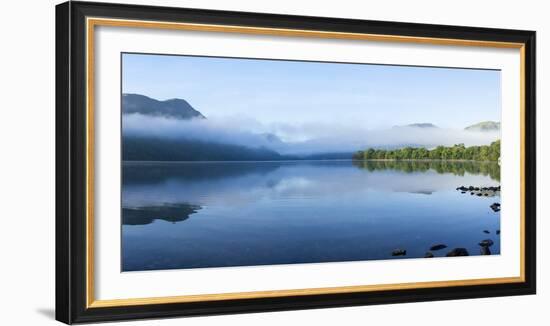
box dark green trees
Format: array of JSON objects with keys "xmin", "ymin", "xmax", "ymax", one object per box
[{"xmin": 353, "ymin": 140, "xmax": 500, "ymax": 162}]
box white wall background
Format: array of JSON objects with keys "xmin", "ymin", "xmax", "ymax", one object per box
[{"xmin": 0, "ymin": 0, "xmax": 546, "ymax": 325}]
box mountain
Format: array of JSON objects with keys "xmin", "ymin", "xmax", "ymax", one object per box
[
  {"xmin": 393, "ymin": 123, "xmax": 438, "ymax": 129},
  {"xmin": 464, "ymin": 121, "xmax": 501, "ymax": 132},
  {"xmin": 405, "ymin": 123, "xmax": 438, "ymax": 128},
  {"xmin": 121, "ymin": 94, "xmax": 285, "ymax": 161},
  {"xmin": 122, "ymin": 93, "xmax": 205, "ymax": 120},
  {"xmin": 260, "ymin": 133, "xmax": 284, "ymax": 144}
]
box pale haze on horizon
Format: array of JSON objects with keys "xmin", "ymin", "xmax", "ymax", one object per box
[{"xmin": 122, "ymin": 53, "xmax": 501, "ymax": 131}]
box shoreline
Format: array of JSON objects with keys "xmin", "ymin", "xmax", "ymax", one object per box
[
  {"xmin": 122, "ymin": 159, "xmax": 500, "ymax": 164},
  {"xmin": 352, "ymin": 159, "xmax": 498, "ymax": 163}
]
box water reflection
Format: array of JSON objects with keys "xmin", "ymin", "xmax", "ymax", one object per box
[
  {"xmin": 353, "ymin": 160, "xmax": 500, "ymax": 181},
  {"xmin": 122, "ymin": 203, "xmax": 202, "ymax": 225},
  {"xmin": 122, "ymin": 161, "xmax": 281, "ymax": 186},
  {"xmin": 122, "ymin": 160, "xmax": 500, "ymax": 271}
]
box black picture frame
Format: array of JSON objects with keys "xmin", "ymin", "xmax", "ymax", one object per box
[{"xmin": 56, "ymin": 1, "xmax": 536, "ymax": 324}]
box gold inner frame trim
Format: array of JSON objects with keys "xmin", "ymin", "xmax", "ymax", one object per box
[{"xmin": 85, "ymin": 17, "xmax": 527, "ymax": 308}]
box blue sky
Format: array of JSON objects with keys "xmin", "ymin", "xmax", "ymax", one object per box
[{"xmin": 122, "ymin": 53, "xmax": 501, "ymax": 130}]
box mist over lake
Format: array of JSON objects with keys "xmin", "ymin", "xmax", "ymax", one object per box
[{"xmin": 122, "ymin": 113, "xmax": 500, "ymax": 156}]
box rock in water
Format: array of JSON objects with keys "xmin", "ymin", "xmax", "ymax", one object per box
[
  {"xmin": 490, "ymin": 203, "xmax": 501, "ymax": 212},
  {"xmin": 478, "ymin": 239, "xmax": 494, "ymax": 247},
  {"xmin": 429, "ymin": 244, "xmax": 447, "ymax": 251},
  {"xmin": 480, "ymin": 247, "xmax": 492, "ymax": 255},
  {"xmin": 496, "ymin": 230, "xmax": 501, "ymax": 235},
  {"xmin": 424, "ymin": 252, "xmax": 434, "ymax": 258},
  {"xmin": 483, "ymin": 230, "xmax": 490, "ymax": 234},
  {"xmin": 392, "ymin": 249, "xmax": 407, "ymax": 256},
  {"xmin": 446, "ymin": 248, "xmax": 469, "ymax": 257}
]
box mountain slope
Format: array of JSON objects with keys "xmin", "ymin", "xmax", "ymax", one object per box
[
  {"xmin": 393, "ymin": 123, "xmax": 438, "ymax": 129},
  {"xmin": 121, "ymin": 94, "xmax": 286, "ymax": 161},
  {"xmin": 123, "ymin": 136, "xmax": 283, "ymax": 161},
  {"xmin": 405, "ymin": 123, "xmax": 438, "ymax": 128},
  {"xmin": 122, "ymin": 93, "xmax": 205, "ymax": 120},
  {"xmin": 464, "ymin": 121, "xmax": 500, "ymax": 132}
]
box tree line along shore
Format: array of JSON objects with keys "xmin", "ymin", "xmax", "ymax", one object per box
[{"xmin": 352, "ymin": 140, "xmax": 500, "ymax": 162}]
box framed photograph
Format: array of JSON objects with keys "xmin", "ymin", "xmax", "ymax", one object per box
[{"xmin": 56, "ymin": 1, "xmax": 536, "ymax": 324}]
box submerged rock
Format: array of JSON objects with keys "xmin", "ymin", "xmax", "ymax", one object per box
[
  {"xmin": 483, "ymin": 230, "xmax": 490, "ymax": 234},
  {"xmin": 496, "ymin": 230, "xmax": 501, "ymax": 235},
  {"xmin": 478, "ymin": 239, "xmax": 494, "ymax": 247},
  {"xmin": 424, "ymin": 252, "xmax": 434, "ymax": 258},
  {"xmin": 480, "ymin": 247, "xmax": 492, "ymax": 255},
  {"xmin": 392, "ymin": 249, "xmax": 407, "ymax": 256},
  {"xmin": 429, "ymin": 244, "xmax": 447, "ymax": 251},
  {"xmin": 446, "ymin": 248, "xmax": 469, "ymax": 257}
]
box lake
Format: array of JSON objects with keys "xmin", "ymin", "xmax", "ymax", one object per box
[{"xmin": 121, "ymin": 160, "xmax": 501, "ymax": 271}]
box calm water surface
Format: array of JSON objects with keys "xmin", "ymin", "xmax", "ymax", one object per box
[{"xmin": 122, "ymin": 160, "xmax": 501, "ymax": 271}]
